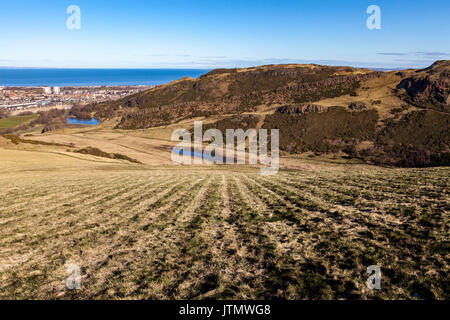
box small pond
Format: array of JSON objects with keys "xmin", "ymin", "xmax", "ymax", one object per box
[
  {"xmin": 67, "ymin": 118, "xmax": 101, "ymax": 125},
  {"xmin": 173, "ymin": 148, "xmax": 214, "ymax": 160},
  {"xmin": 172, "ymin": 148, "xmax": 235, "ymax": 162}
]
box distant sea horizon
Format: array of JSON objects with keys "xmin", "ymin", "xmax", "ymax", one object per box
[{"xmin": 0, "ymin": 68, "xmax": 210, "ymax": 87}]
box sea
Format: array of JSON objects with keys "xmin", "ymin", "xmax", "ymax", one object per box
[{"xmin": 0, "ymin": 68, "xmax": 210, "ymax": 87}]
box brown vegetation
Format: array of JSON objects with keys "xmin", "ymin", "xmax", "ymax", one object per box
[
  {"xmin": 0, "ymin": 108, "xmax": 67, "ymax": 134},
  {"xmin": 1, "ymin": 134, "xmax": 69, "ymax": 147},
  {"xmin": 16, "ymin": 111, "xmax": 34, "ymax": 117},
  {"xmin": 75, "ymin": 147, "xmax": 142, "ymax": 164},
  {"xmin": 0, "ymin": 109, "xmax": 10, "ymax": 119},
  {"xmin": 367, "ymin": 110, "xmax": 450, "ymax": 167},
  {"xmin": 263, "ymin": 106, "xmax": 378, "ymax": 153},
  {"xmin": 259, "ymin": 105, "xmax": 449, "ymax": 167},
  {"xmin": 69, "ymin": 104, "xmax": 93, "ymax": 120},
  {"xmin": 0, "ymin": 104, "xmax": 448, "ymax": 300},
  {"xmin": 84, "ymin": 64, "xmax": 384, "ymax": 129},
  {"xmin": 396, "ymin": 60, "xmax": 450, "ymax": 112},
  {"xmin": 276, "ymin": 104, "xmax": 327, "ymax": 115},
  {"xmin": 0, "ymin": 166, "xmax": 448, "ymax": 300},
  {"xmin": 194, "ymin": 114, "xmax": 261, "ymax": 137}
]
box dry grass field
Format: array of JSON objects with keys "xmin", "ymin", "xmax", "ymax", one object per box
[
  {"xmin": 0, "ymin": 110, "xmax": 448, "ymax": 300},
  {"xmin": 0, "ymin": 147, "xmax": 448, "ymax": 299}
]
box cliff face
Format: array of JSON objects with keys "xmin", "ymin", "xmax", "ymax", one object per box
[
  {"xmin": 396, "ymin": 60, "xmax": 450, "ymax": 112},
  {"xmin": 89, "ymin": 64, "xmax": 385, "ymax": 129}
]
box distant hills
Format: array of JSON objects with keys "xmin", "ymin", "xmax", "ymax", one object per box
[{"xmin": 83, "ymin": 61, "xmax": 449, "ymax": 167}]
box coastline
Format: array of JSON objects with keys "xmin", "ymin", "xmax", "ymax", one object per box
[{"xmin": 0, "ymin": 68, "xmax": 210, "ymax": 87}]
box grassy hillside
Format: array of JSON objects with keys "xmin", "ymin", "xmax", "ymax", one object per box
[
  {"xmin": 35, "ymin": 62, "xmax": 444, "ymax": 169},
  {"xmin": 257, "ymin": 106, "xmax": 449, "ymax": 166},
  {"xmin": 372, "ymin": 109, "xmax": 450, "ymax": 166},
  {"xmin": 84, "ymin": 64, "xmax": 384, "ymax": 129},
  {"xmin": 159, "ymin": 61, "xmax": 448, "ymax": 168},
  {"xmin": 263, "ymin": 106, "xmax": 379, "ymax": 153},
  {"xmin": 0, "ymin": 112, "xmax": 448, "ymax": 300}
]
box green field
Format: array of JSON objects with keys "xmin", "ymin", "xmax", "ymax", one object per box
[{"xmin": 0, "ymin": 114, "xmax": 38, "ymax": 130}]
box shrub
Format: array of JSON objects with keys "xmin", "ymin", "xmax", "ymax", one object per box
[
  {"xmin": 263, "ymin": 106, "xmax": 379, "ymax": 153},
  {"xmin": 17, "ymin": 111, "xmax": 34, "ymax": 116},
  {"xmin": 0, "ymin": 108, "xmax": 9, "ymax": 119},
  {"xmin": 75, "ymin": 147, "xmax": 142, "ymax": 164},
  {"xmin": 69, "ymin": 105, "xmax": 92, "ymax": 120},
  {"xmin": 1, "ymin": 134, "xmax": 68, "ymax": 146}
]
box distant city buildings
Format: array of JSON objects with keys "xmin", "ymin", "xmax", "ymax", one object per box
[
  {"xmin": 42, "ymin": 86, "xmax": 62, "ymax": 95},
  {"xmin": 42, "ymin": 87, "xmax": 52, "ymax": 95},
  {"xmin": 0, "ymin": 85, "xmax": 155, "ymax": 111}
]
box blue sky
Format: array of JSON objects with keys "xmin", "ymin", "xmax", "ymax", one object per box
[{"xmin": 0, "ymin": 0, "xmax": 449, "ymax": 69}]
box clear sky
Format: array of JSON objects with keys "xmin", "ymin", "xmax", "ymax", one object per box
[{"xmin": 1, "ymin": 0, "xmax": 449, "ymax": 69}]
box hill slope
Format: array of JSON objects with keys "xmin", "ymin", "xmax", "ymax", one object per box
[
  {"xmin": 83, "ymin": 62, "xmax": 449, "ymax": 167},
  {"xmin": 88, "ymin": 64, "xmax": 384, "ymax": 128},
  {"xmin": 396, "ymin": 60, "xmax": 449, "ymax": 112}
]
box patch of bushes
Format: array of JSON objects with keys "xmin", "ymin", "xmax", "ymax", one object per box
[
  {"xmin": 372, "ymin": 100, "xmax": 382, "ymax": 105},
  {"xmin": 194, "ymin": 114, "xmax": 260, "ymax": 137},
  {"xmin": 17, "ymin": 111, "xmax": 34, "ymax": 116},
  {"xmin": 228, "ymin": 67, "xmax": 337, "ymax": 97},
  {"xmin": 377, "ymin": 110, "xmax": 448, "ymax": 150},
  {"xmin": 369, "ymin": 110, "xmax": 450, "ymax": 167},
  {"xmin": 263, "ymin": 106, "xmax": 379, "ymax": 153},
  {"xmin": 293, "ymin": 82, "xmax": 360, "ymax": 104},
  {"xmin": 30, "ymin": 109, "xmax": 66, "ymax": 126},
  {"xmin": 69, "ymin": 105, "xmax": 93, "ymax": 120},
  {"xmin": 261, "ymin": 105, "xmax": 449, "ymax": 167},
  {"xmin": 1, "ymin": 134, "xmax": 68, "ymax": 147},
  {"xmin": 0, "ymin": 108, "xmax": 9, "ymax": 119},
  {"xmin": 1, "ymin": 108, "xmax": 67, "ymax": 134},
  {"xmin": 74, "ymin": 147, "xmax": 142, "ymax": 164},
  {"xmin": 390, "ymin": 108, "xmax": 404, "ymax": 114}
]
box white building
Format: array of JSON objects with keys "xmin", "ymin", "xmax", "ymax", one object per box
[
  {"xmin": 42, "ymin": 87, "xmax": 52, "ymax": 94},
  {"xmin": 52, "ymin": 87, "xmax": 61, "ymax": 95}
]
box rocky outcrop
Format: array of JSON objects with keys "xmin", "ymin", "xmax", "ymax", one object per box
[
  {"xmin": 396, "ymin": 60, "xmax": 449, "ymax": 112},
  {"xmin": 276, "ymin": 104, "xmax": 327, "ymax": 115}
]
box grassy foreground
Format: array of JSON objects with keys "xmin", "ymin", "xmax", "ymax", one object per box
[{"xmin": 0, "ymin": 163, "xmax": 448, "ymax": 300}]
